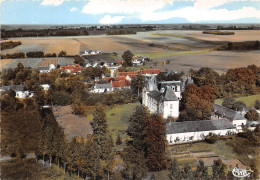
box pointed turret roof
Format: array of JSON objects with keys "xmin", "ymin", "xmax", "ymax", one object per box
[{"xmin": 163, "ymin": 87, "xmax": 178, "ymax": 101}]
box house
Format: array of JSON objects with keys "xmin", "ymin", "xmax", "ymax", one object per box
[
  {"xmin": 89, "ymin": 83, "xmax": 113, "ymax": 93},
  {"xmin": 40, "ymin": 84, "xmax": 50, "ymax": 91},
  {"xmin": 132, "ymin": 56, "xmax": 145, "ymax": 66},
  {"xmin": 142, "ymin": 76, "xmax": 179, "ymax": 118},
  {"xmin": 167, "ymin": 119, "xmax": 237, "ymax": 145},
  {"xmin": 158, "ymin": 81, "xmax": 182, "ymax": 99},
  {"xmin": 38, "ymin": 64, "xmax": 56, "ymax": 73},
  {"xmin": 60, "ymin": 64, "xmax": 82, "ymax": 74},
  {"xmin": 117, "ymin": 69, "xmax": 161, "ymax": 79},
  {"xmin": 111, "ymin": 80, "xmax": 131, "ymax": 90},
  {"xmin": 212, "ymin": 103, "xmax": 247, "ymax": 132},
  {"xmin": 0, "ymin": 84, "xmax": 34, "ymax": 99},
  {"xmin": 82, "ymin": 49, "xmax": 101, "ymax": 55}
]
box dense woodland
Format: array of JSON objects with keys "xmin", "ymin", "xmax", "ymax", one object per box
[
  {"xmin": 1, "ymin": 29, "xmax": 89, "ymax": 38},
  {"xmin": 106, "ymin": 30, "xmax": 136, "ymax": 35},
  {"xmin": 1, "ymin": 41, "xmax": 21, "ymax": 50},
  {"xmin": 216, "ymin": 41, "xmax": 260, "ymax": 51}
]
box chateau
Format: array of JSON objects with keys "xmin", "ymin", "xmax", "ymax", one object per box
[{"xmin": 142, "ymin": 75, "xmax": 181, "ymax": 118}]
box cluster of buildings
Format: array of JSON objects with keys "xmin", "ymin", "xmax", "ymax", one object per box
[
  {"xmin": 140, "ymin": 72, "xmax": 256, "ymax": 145},
  {"xmin": 89, "ymin": 69, "xmax": 161, "ymax": 93},
  {"xmin": 81, "ymin": 49, "xmax": 101, "ymax": 56}
]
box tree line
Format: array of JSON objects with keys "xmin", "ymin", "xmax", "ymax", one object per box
[
  {"xmin": 178, "ymin": 65, "xmax": 260, "ymax": 121},
  {"xmin": 1, "ymin": 50, "xmax": 67, "ymax": 59},
  {"xmin": 1, "ymin": 41, "xmax": 21, "ymax": 50},
  {"xmin": 106, "ymin": 30, "xmax": 136, "ymax": 35}
]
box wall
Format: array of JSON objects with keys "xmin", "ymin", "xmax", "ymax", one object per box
[
  {"xmin": 167, "ymin": 128, "xmax": 237, "ymax": 145},
  {"xmin": 163, "ymin": 100, "xmax": 179, "ymax": 118}
]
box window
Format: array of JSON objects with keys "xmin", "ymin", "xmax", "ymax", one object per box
[
  {"xmin": 170, "ymin": 104, "xmax": 173, "ymax": 109},
  {"xmin": 170, "ymin": 111, "xmax": 172, "ymax": 115}
]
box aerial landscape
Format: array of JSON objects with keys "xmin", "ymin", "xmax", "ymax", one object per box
[{"xmin": 0, "ymin": 0, "xmax": 260, "ymax": 180}]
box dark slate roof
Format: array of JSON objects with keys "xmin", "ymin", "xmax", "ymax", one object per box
[
  {"xmin": 95, "ymin": 83, "xmax": 112, "ymax": 89},
  {"xmin": 163, "ymin": 87, "xmax": 178, "ymax": 101},
  {"xmin": 37, "ymin": 66, "xmax": 50, "ymax": 70},
  {"xmin": 166, "ymin": 119, "xmax": 235, "ymax": 134},
  {"xmin": 185, "ymin": 77, "xmax": 194, "ymax": 85},
  {"xmin": 0, "ymin": 85, "xmax": 26, "ymax": 91},
  {"xmin": 148, "ymin": 90, "xmax": 162, "ymax": 101},
  {"xmin": 214, "ymin": 103, "xmax": 246, "ymax": 120}
]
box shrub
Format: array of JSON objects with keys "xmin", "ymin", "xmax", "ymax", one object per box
[{"xmin": 205, "ymin": 134, "xmax": 218, "ymax": 144}]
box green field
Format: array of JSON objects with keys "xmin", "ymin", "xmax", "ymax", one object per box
[
  {"xmin": 87, "ymin": 102, "xmax": 140, "ymax": 144},
  {"xmin": 215, "ymin": 94, "xmax": 260, "ymax": 107}
]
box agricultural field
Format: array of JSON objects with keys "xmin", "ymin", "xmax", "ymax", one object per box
[
  {"xmin": 2, "ymin": 58, "xmax": 42, "ymax": 69},
  {"xmin": 2, "ymin": 30, "xmax": 260, "ymax": 73},
  {"xmin": 150, "ymin": 50, "xmax": 260, "ymax": 74},
  {"xmin": 37, "ymin": 57, "xmax": 58, "ymax": 67},
  {"xmin": 215, "ymin": 94, "xmax": 260, "ymax": 107},
  {"xmin": 0, "ymin": 59, "xmax": 13, "ymax": 69}
]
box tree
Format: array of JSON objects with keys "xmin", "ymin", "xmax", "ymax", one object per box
[
  {"xmin": 127, "ymin": 106, "xmax": 150, "ymax": 152},
  {"xmin": 130, "ymin": 74, "xmax": 146, "ymax": 97},
  {"xmin": 245, "ymin": 110, "xmax": 259, "ymax": 121},
  {"xmin": 168, "ymin": 159, "xmax": 182, "ymax": 180},
  {"xmin": 212, "ymin": 159, "xmax": 226, "ymax": 180},
  {"xmin": 194, "ymin": 160, "xmax": 210, "ymax": 180},
  {"xmin": 222, "ymin": 98, "xmax": 236, "ymax": 109},
  {"xmin": 145, "ymin": 114, "xmax": 168, "ymax": 171},
  {"xmin": 58, "ymin": 50, "xmax": 67, "ymax": 57},
  {"xmin": 254, "ymin": 100, "xmax": 260, "ymax": 110},
  {"xmin": 74, "ymin": 55, "xmax": 85, "ymax": 66},
  {"xmin": 179, "ymin": 84, "xmax": 215, "ymax": 121},
  {"xmin": 91, "ymin": 105, "xmax": 112, "ymax": 160},
  {"xmin": 182, "ymin": 164, "xmax": 194, "ymax": 180},
  {"xmin": 122, "ymin": 50, "xmax": 133, "ymax": 67},
  {"xmin": 116, "ymin": 134, "xmax": 122, "ymax": 146}
]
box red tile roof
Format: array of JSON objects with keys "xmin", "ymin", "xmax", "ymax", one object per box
[
  {"xmin": 104, "ymin": 76, "xmax": 126, "ymax": 82},
  {"xmin": 117, "ymin": 69, "xmax": 161, "ymax": 78},
  {"xmin": 60, "ymin": 64, "xmax": 82, "ymax": 73},
  {"xmin": 111, "ymin": 80, "xmax": 131, "ymax": 88},
  {"xmin": 141, "ymin": 69, "xmax": 161, "ymax": 74},
  {"xmin": 118, "ymin": 71, "xmax": 139, "ymax": 77}
]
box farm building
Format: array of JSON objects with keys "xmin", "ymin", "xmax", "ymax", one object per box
[
  {"xmin": 89, "ymin": 83, "xmax": 113, "ymax": 93},
  {"xmin": 81, "ymin": 49, "xmax": 101, "ymax": 55},
  {"xmin": 60, "ymin": 64, "xmax": 82, "ymax": 74},
  {"xmin": 0, "ymin": 84, "xmax": 34, "ymax": 99},
  {"xmin": 212, "ymin": 103, "xmax": 247, "ymax": 132},
  {"xmin": 167, "ymin": 119, "xmax": 237, "ymax": 145},
  {"xmin": 38, "ymin": 64, "xmax": 56, "ymax": 73}
]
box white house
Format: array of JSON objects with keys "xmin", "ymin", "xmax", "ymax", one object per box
[
  {"xmin": 0, "ymin": 85, "xmax": 34, "ymax": 99},
  {"xmin": 38, "ymin": 64, "xmax": 56, "ymax": 73},
  {"xmin": 212, "ymin": 103, "xmax": 247, "ymax": 132},
  {"xmin": 40, "ymin": 84, "xmax": 50, "ymax": 91},
  {"xmin": 82, "ymin": 49, "xmax": 101, "ymax": 56},
  {"xmin": 167, "ymin": 119, "xmax": 237, "ymax": 145},
  {"xmin": 89, "ymin": 83, "xmax": 113, "ymax": 93},
  {"xmin": 142, "ymin": 76, "xmax": 179, "ymax": 118}
]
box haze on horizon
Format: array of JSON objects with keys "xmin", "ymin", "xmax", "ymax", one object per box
[{"xmin": 1, "ymin": 0, "xmax": 260, "ymax": 25}]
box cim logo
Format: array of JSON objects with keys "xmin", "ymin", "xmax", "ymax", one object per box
[{"xmin": 232, "ymin": 167, "xmax": 253, "ymax": 178}]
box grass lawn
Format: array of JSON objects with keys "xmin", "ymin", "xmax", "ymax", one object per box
[
  {"xmin": 86, "ymin": 102, "xmax": 141, "ymax": 145},
  {"xmin": 136, "ymin": 50, "xmax": 210, "ymax": 59},
  {"xmin": 215, "ymin": 94, "xmax": 260, "ymax": 107}
]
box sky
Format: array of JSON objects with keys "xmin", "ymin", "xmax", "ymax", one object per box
[{"xmin": 1, "ymin": 0, "xmax": 260, "ymax": 24}]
